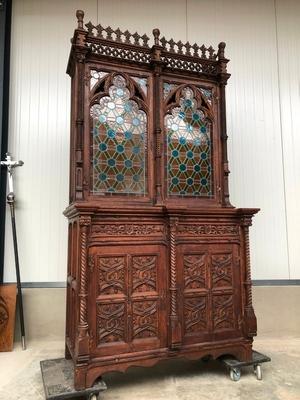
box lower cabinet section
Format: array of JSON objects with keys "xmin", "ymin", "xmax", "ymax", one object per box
[
  {"xmin": 178, "ymin": 244, "xmax": 242, "ymax": 344},
  {"xmin": 88, "ymin": 244, "xmax": 168, "ymax": 357},
  {"xmin": 65, "ymin": 213, "xmax": 257, "ymax": 390}
]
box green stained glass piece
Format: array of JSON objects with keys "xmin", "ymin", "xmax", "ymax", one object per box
[
  {"xmin": 125, "ymin": 130, "xmax": 133, "ymax": 140},
  {"xmin": 99, "ymin": 143, "xmax": 107, "ymax": 151},
  {"xmin": 179, "ymin": 164, "xmax": 186, "ymax": 172},
  {"xmin": 116, "ymin": 144, "xmax": 124, "ymax": 153},
  {"xmin": 201, "ymin": 152, "xmax": 207, "ymax": 160},
  {"xmin": 186, "ymin": 150, "xmax": 193, "ymax": 159},
  {"xmin": 172, "ymin": 149, "xmax": 179, "ymax": 158},
  {"xmin": 99, "ymin": 173, "xmax": 107, "ymax": 181},
  {"xmin": 107, "ymin": 129, "xmax": 115, "ymax": 138},
  {"xmin": 107, "ymin": 158, "xmax": 116, "ymax": 167},
  {"xmin": 187, "ymin": 178, "xmax": 193, "ymax": 186},
  {"xmin": 200, "ymin": 126, "xmax": 207, "ymax": 133},
  {"xmin": 194, "ymin": 164, "xmax": 200, "ymax": 172}
]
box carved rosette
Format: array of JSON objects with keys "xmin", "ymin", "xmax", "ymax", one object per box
[
  {"xmin": 241, "ymin": 217, "xmax": 257, "ymax": 337},
  {"xmin": 78, "ymin": 216, "xmax": 91, "ymax": 336}
]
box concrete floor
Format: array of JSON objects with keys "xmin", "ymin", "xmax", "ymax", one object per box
[{"xmin": 0, "ymin": 337, "xmax": 299, "ymax": 400}]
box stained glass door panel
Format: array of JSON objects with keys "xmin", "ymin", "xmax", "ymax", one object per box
[
  {"xmin": 165, "ymin": 86, "xmax": 213, "ymax": 197},
  {"xmin": 90, "ymin": 74, "xmax": 148, "ymax": 195}
]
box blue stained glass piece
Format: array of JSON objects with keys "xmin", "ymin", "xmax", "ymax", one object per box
[
  {"xmin": 124, "ymin": 130, "xmax": 132, "ymax": 140},
  {"xmin": 207, "ymin": 165, "xmax": 211, "ymax": 172},
  {"xmin": 200, "ymin": 126, "xmax": 207, "ymax": 133},
  {"xmin": 187, "ymin": 124, "xmax": 193, "ymax": 133},
  {"xmin": 201, "ymin": 178, "xmax": 208, "ymax": 186},
  {"xmin": 179, "ymin": 164, "xmax": 186, "ymax": 172},
  {"xmin": 192, "ymin": 113, "xmax": 200, "ymax": 121},
  {"xmin": 99, "ymin": 173, "xmax": 107, "ymax": 181},
  {"xmin": 186, "ymin": 150, "xmax": 193, "ymax": 159},
  {"xmin": 201, "ymin": 152, "xmax": 207, "ymax": 160},
  {"xmin": 193, "ymin": 138, "xmax": 201, "ymax": 146},
  {"xmin": 116, "ymin": 88, "xmax": 124, "ymax": 96},
  {"xmin": 107, "ymin": 129, "xmax": 115, "ymax": 138},
  {"xmin": 178, "ymin": 111, "xmax": 185, "ymax": 119},
  {"xmin": 107, "ymin": 158, "xmax": 116, "ymax": 167},
  {"xmin": 99, "ymin": 115, "xmax": 106, "ymax": 123},
  {"xmin": 172, "ymin": 177, "xmax": 179, "ymax": 185},
  {"xmin": 187, "ymin": 178, "xmax": 193, "ymax": 185},
  {"xmin": 108, "ymin": 188, "xmax": 115, "ymax": 192},
  {"xmin": 99, "ymin": 143, "xmax": 107, "ymax": 151},
  {"xmin": 172, "ymin": 149, "xmax": 179, "ymax": 158},
  {"xmin": 124, "ymin": 102, "xmax": 132, "ymax": 112},
  {"xmin": 116, "ymin": 173, "xmax": 124, "ymax": 182},
  {"xmin": 185, "ymin": 99, "xmax": 192, "ymax": 107},
  {"xmin": 133, "ymin": 174, "xmax": 140, "ymax": 182},
  {"xmin": 124, "ymin": 159, "xmax": 133, "ymax": 168},
  {"xmin": 116, "ymin": 116, "xmax": 124, "ymax": 125},
  {"xmin": 133, "ymin": 146, "xmax": 140, "ymax": 154},
  {"xmin": 194, "ymin": 164, "xmax": 201, "ymax": 172},
  {"xmin": 179, "ymin": 137, "xmax": 186, "ymax": 145},
  {"xmin": 132, "ymin": 117, "xmax": 140, "ymax": 126},
  {"xmin": 116, "ymin": 144, "xmax": 124, "ymax": 153}
]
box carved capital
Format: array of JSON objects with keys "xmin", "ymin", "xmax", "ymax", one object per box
[{"xmin": 79, "ymin": 216, "xmax": 91, "ymax": 227}]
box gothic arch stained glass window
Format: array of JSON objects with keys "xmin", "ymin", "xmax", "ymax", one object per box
[
  {"xmin": 90, "ymin": 74, "xmax": 147, "ymax": 195},
  {"xmin": 165, "ymin": 86, "xmax": 213, "ymax": 197}
]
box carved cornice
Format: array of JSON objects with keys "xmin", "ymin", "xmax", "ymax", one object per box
[
  {"xmin": 177, "ymin": 224, "xmax": 239, "ymax": 236},
  {"xmin": 92, "ymin": 224, "xmax": 164, "ymax": 236}
]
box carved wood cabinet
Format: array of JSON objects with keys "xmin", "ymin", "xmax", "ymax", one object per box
[{"xmin": 64, "ymin": 10, "xmax": 259, "ymax": 390}]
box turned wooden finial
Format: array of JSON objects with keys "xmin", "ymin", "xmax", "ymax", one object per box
[
  {"xmin": 76, "ymin": 10, "xmax": 84, "ymax": 30},
  {"xmin": 152, "ymin": 28, "xmax": 160, "ymax": 46},
  {"xmin": 218, "ymin": 42, "xmax": 226, "ymax": 59}
]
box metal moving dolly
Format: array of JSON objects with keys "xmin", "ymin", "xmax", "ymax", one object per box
[
  {"xmin": 40, "ymin": 358, "xmax": 107, "ymax": 400},
  {"xmin": 221, "ymin": 350, "xmax": 271, "ymax": 381}
]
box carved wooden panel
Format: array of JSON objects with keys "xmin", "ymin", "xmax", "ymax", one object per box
[
  {"xmin": 92, "ymin": 245, "xmax": 165, "ymax": 350},
  {"xmin": 132, "ymin": 255, "xmax": 157, "ymax": 293},
  {"xmin": 132, "ymin": 300, "xmax": 158, "ymax": 339},
  {"xmin": 212, "ymin": 294, "xmax": 235, "ymax": 330},
  {"xmin": 184, "ymin": 254, "xmax": 206, "ymax": 290},
  {"xmin": 97, "ymin": 302, "xmax": 126, "ymax": 343},
  {"xmin": 211, "ymin": 254, "xmax": 233, "ymax": 288},
  {"xmin": 184, "ymin": 297, "xmax": 207, "ymax": 334},
  {"xmin": 97, "ymin": 256, "xmax": 125, "ymax": 295}
]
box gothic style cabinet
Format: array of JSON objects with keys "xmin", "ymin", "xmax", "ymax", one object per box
[{"xmin": 64, "ymin": 11, "xmax": 259, "ymax": 390}]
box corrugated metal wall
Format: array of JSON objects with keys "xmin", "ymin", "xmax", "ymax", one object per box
[{"xmin": 4, "ymin": 0, "xmax": 300, "ymax": 282}]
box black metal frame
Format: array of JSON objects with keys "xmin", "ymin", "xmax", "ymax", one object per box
[{"xmin": 0, "ymin": 0, "xmax": 12, "ymax": 284}]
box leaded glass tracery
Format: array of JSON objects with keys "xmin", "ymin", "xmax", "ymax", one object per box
[
  {"xmin": 90, "ymin": 75, "xmax": 147, "ymax": 194},
  {"xmin": 165, "ymin": 87, "xmax": 212, "ymax": 197}
]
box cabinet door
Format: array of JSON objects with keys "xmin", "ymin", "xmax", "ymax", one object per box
[
  {"xmin": 89, "ymin": 244, "xmax": 167, "ymax": 356},
  {"xmin": 178, "ymin": 244, "xmax": 242, "ymax": 345}
]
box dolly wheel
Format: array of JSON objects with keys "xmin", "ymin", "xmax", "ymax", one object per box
[
  {"xmin": 254, "ymin": 364, "xmax": 262, "ymax": 380},
  {"xmin": 230, "ymin": 368, "xmax": 241, "ymax": 381}
]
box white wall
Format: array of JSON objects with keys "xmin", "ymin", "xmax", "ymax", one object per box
[{"xmin": 4, "ymin": 0, "xmax": 300, "ymax": 283}]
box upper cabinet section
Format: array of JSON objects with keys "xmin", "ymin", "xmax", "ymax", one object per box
[{"xmin": 67, "ymin": 10, "xmax": 232, "ymax": 208}]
